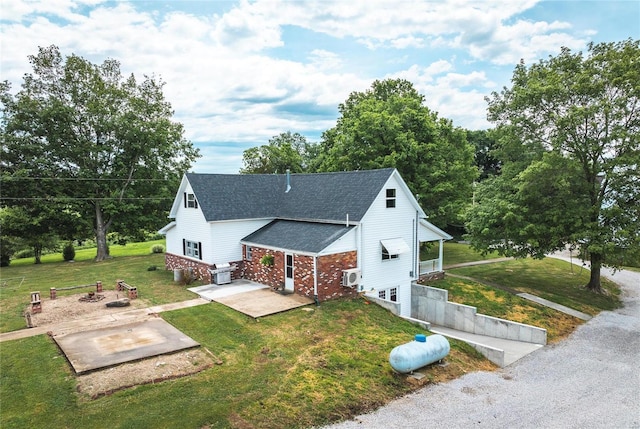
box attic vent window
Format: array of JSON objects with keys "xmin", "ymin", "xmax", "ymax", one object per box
[
  {"xmin": 386, "ymin": 188, "xmax": 396, "ymax": 208},
  {"xmin": 184, "ymin": 192, "xmax": 198, "ymax": 209}
]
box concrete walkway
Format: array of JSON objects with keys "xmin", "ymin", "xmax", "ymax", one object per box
[
  {"xmin": 423, "ymin": 255, "xmax": 598, "ymax": 366},
  {"xmin": 429, "ymin": 324, "xmax": 544, "ymax": 367}
]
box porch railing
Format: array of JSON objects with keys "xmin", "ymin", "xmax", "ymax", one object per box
[{"xmin": 419, "ymin": 258, "xmax": 440, "ymax": 275}]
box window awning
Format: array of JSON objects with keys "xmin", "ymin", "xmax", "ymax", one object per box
[{"xmin": 380, "ymin": 238, "xmax": 410, "ymax": 255}]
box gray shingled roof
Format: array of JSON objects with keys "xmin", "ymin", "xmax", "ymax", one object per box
[
  {"xmin": 241, "ymin": 220, "xmax": 354, "ymax": 253},
  {"xmin": 186, "ymin": 168, "xmax": 395, "ymax": 222}
]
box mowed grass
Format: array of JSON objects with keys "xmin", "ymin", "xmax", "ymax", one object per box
[
  {"xmin": 421, "ymin": 242, "xmax": 502, "ymax": 266},
  {"xmin": 0, "ymin": 300, "xmax": 491, "ymax": 429},
  {"xmin": 448, "ymin": 257, "xmax": 621, "ymax": 315},
  {"xmin": 0, "ymin": 240, "xmax": 199, "ymax": 333},
  {"xmin": 0, "ymin": 242, "xmax": 625, "ymax": 428}
]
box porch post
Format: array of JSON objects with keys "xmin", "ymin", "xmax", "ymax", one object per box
[{"xmin": 438, "ymin": 239, "xmax": 444, "ymax": 271}]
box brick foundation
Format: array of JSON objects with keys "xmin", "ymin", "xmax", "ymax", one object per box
[
  {"xmin": 165, "ymin": 253, "xmax": 215, "ymax": 282},
  {"xmin": 165, "ymin": 253, "xmax": 244, "ymax": 283},
  {"xmin": 419, "ymin": 271, "xmax": 445, "ymax": 283}
]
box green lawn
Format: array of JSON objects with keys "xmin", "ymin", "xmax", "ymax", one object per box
[
  {"xmin": 8, "ymin": 239, "xmax": 167, "ymax": 266},
  {"xmin": 0, "ymin": 242, "xmax": 625, "ymax": 428},
  {"xmin": 422, "ymin": 242, "xmax": 501, "ymax": 266},
  {"xmin": 447, "ymin": 257, "xmax": 621, "ymax": 315},
  {"xmin": 0, "ymin": 300, "xmax": 488, "ymax": 429},
  {"xmin": 0, "ymin": 240, "xmax": 199, "ymax": 333}
]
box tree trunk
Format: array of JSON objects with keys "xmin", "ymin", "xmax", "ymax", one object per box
[
  {"xmin": 585, "ymin": 252, "xmax": 603, "ymax": 293},
  {"xmin": 33, "ymin": 243, "xmax": 42, "ymax": 264},
  {"xmin": 94, "ymin": 201, "xmax": 111, "ymax": 262}
]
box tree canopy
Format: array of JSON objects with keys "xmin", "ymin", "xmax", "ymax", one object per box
[
  {"xmin": 0, "ymin": 45, "xmax": 200, "ymax": 261},
  {"xmin": 240, "ymin": 131, "xmax": 314, "ymax": 174},
  {"xmin": 314, "ymin": 78, "xmax": 477, "ymax": 227},
  {"xmin": 467, "ymin": 39, "xmax": 640, "ymax": 292}
]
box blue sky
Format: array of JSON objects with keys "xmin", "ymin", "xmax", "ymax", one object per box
[{"xmin": 1, "ymin": 0, "xmax": 638, "ymax": 173}]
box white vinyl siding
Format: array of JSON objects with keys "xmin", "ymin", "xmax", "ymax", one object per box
[
  {"xmin": 210, "ymin": 219, "xmax": 272, "ymax": 264},
  {"xmin": 165, "ymin": 183, "xmax": 211, "ymax": 260},
  {"xmin": 320, "ymin": 228, "xmax": 357, "ymax": 255},
  {"xmin": 359, "ymin": 173, "xmax": 416, "ymax": 317}
]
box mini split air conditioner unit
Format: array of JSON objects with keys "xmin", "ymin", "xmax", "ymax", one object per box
[{"xmin": 342, "ymin": 268, "xmax": 361, "ymax": 288}]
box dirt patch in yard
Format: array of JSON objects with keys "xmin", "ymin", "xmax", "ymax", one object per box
[
  {"xmin": 26, "ymin": 290, "xmax": 148, "ymax": 328},
  {"xmin": 75, "ymin": 348, "xmax": 217, "ymax": 399}
]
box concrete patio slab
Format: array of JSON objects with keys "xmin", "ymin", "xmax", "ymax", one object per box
[
  {"xmin": 53, "ymin": 318, "xmax": 199, "ymax": 374},
  {"xmin": 213, "ymin": 288, "xmax": 314, "ymax": 318},
  {"xmin": 189, "ymin": 279, "xmax": 268, "ymax": 301}
]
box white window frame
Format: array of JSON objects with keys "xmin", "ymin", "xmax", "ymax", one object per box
[
  {"xmin": 382, "ymin": 247, "xmax": 399, "ymax": 260},
  {"xmin": 185, "ymin": 240, "xmax": 200, "ymax": 259},
  {"xmin": 246, "ymin": 245, "xmax": 252, "ymax": 261},
  {"xmin": 389, "ymin": 287, "xmax": 397, "ymax": 302},
  {"xmin": 386, "ymin": 188, "xmax": 396, "ymax": 208},
  {"xmin": 186, "ymin": 193, "xmax": 197, "ymax": 208},
  {"xmin": 378, "ymin": 287, "xmax": 398, "ymax": 302}
]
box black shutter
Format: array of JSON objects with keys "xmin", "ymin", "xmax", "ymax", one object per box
[
  {"xmin": 194, "ymin": 198, "xmax": 198, "ymax": 209},
  {"xmin": 198, "ymin": 242, "xmax": 202, "ymax": 260},
  {"xmin": 182, "ymin": 239, "xmax": 186, "ymax": 255},
  {"xmin": 183, "ymin": 192, "xmax": 187, "ymax": 208}
]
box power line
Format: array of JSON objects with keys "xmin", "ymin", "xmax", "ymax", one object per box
[
  {"xmin": 0, "ymin": 197, "xmax": 174, "ymax": 201},
  {"xmin": 0, "ymin": 177, "xmax": 173, "ymax": 181}
]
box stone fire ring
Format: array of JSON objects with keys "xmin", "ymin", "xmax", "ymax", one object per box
[{"xmin": 53, "ymin": 318, "xmax": 199, "ymax": 374}]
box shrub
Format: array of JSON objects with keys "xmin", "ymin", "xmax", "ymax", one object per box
[
  {"xmin": 150, "ymin": 244, "xmax": 165, "ymax": 254},
  {"xmin": 147, "ymin": 265, "xmax": 158, "ymax": 271},
  {"xmin": 260, "ymin": 254, "xmax": 274, "ymax": 266},
  {"xmin": 62, "ymin": 242, "xmax": 75, "ymax": 261},
  {"xmin": 14, "ymin": 249, "xmax": 34, "ymax": 259}
]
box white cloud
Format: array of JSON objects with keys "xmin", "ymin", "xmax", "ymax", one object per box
[{"xmin": 0, "ymin": 0, "xmax": 607, "ymax": 173}]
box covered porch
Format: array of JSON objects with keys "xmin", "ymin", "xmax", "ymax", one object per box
[{"xmin": 418, "ymin": 219, "xmax": 452, "ymax": 276}]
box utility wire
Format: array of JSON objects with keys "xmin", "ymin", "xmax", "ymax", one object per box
[
  {"xmin": 0, "ymin": 197, "xmax": 174, "ymax": 201},
  {"xmin": 0, "ymin": 177, "xmax": 172, "ymax": 181}
]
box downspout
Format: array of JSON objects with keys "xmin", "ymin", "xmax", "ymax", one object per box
[
  {"xmin": 357, "ymin": 223, "xmax": 363, "ymax": 290},
  {"xmin": 313, "ymin": 255, "xmax": 319, "ymax": 305},
  {"xmin": 412, "ymin": 218, "xmax": 416, "ymax": 278},
  {"xmin": 414, "ymin": 210, "xmax": 419, "ymax": 279}
]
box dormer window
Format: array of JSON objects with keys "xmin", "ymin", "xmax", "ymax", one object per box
[
  {"xmin": 386, "ymin": 188, "xmax": 396, "ymax": 208},
  {"xmin": 184, "ymin": 192, "xmax": 198, "ymax": 208}
]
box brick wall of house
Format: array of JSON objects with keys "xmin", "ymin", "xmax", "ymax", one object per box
[
  {"xmin": 165, "ymin": 253, "xmax": 213, "ymax": 282},
  {"xmin": 241, "ymin": 246, "xmax": 358, "ymax": 302},
  {"xmin": 242, "ymin": 246, "xmax": 285, "ymax": 289},
  {"xmin": 166, "ymin": 253, "xmax": 244, "ymax": 283},
  {"xmin": 316, "ymin": 251, "xmax": 358, "ymax": 301}
]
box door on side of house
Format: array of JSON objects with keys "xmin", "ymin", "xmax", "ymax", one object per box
[{"xmin": 284, "ymin": 253, "xmax": 294, "ymax": 292}]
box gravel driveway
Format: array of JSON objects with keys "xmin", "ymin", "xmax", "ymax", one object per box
[{"xmin": 326, "ymin": 265, "xmax": 640, "ymax": 429}]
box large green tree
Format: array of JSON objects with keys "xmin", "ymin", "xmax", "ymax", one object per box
[
  {"xmin": 467, "ymin": 129, "xmax": 501, "ymax": 180},
  {"xmin": 467, "ymin": 39, "xmax": 640, "ymax": 292},
  {"xmin": 240, "ymin": 131, "xmax": 314, "ymax": 174},
  {"xmin": 315, "ymin": 79, "xmax": 477, "ymax": 227},
  {"xmin": 0, "ymin": 46, "xmax": 200, "ymax": 261}
]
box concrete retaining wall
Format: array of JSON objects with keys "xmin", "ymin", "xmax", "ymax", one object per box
[
  {"xmin": 411, "ymin": 283, "xmax": 547, "ymax": 345},
  {"xmin": 366, "ymin": 295, "xmax": 401, "ymax": 316}
]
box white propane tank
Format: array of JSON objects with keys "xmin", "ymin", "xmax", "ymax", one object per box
[{"xmin": 389, "ymin": 334, "xmax": 450, "ymax": 374}]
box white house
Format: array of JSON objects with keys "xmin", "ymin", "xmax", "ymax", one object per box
[{"xmin": 159, "ymin": 168, "xmax": 451, "ymax": 318}]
